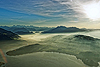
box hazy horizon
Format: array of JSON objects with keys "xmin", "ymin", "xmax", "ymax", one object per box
[{"xmin": 0, "ymin": 25, "xmax": 100, "ymax": 29}]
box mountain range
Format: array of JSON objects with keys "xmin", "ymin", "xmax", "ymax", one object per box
[
  {"xmin": 0, "ymin": 25, "xmax": 54, "ymax": 34},
  {"xmin": 42, "ymin": 26, "xmax": 88, "ymax": 33},
  {"xmin": 0, "ymin": 25, "xmax": 100, "ymax": 34}
]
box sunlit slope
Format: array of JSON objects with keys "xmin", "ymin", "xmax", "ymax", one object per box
[{"xmin": 6, "ymin": 35, "xmax": 100, "ymax": 67}]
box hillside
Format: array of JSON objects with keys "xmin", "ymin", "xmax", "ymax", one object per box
[{"xmin": 0, "ymin": 28, "xmax": 20, "ymax": 40}]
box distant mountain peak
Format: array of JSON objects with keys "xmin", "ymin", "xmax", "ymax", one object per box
[
  {"xmin": 42, "ymin": 26, "xmax": 87, "ymax": 33},
  {"xmin": 56, "ymin": 26, "xmax": 67, "ymax": 28}
]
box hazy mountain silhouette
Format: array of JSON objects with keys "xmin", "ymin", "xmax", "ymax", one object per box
[
  {"xmin": 42, "ymin": 26, "xmax": 87, "ymax": 33},
  {"xmin": 11, "ymin": 27, "xmax": 33, "ymax": 35},
  {"xmin": 0, "ymin": 25, "xmax": 54, "ymax": 34}
]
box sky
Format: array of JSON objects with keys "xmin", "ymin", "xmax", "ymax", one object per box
[{"xmin": 0, "ymin": 0, "xmax": 100, "ymax": 28}]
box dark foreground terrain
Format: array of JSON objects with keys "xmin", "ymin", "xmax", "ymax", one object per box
[{"xmin": 0, "ymin": 28, "xmax": 20, "ymax": 40}]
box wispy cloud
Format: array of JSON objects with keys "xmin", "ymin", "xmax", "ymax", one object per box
[
  {"xmin": 0, "ymin": 0, "xmax": 98, "ymax": 18},
  {"xmin": 0, "ymin": 0, "xmax": 100, "ymax": 28},
  {"xmin": 0, "ymin": 0, "xmax": 76, "ymax": 18}
]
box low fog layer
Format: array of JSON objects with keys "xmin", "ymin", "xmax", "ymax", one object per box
[{"xmin": 1, "ymin": 31, "xmax": 100, "ymax": 67}]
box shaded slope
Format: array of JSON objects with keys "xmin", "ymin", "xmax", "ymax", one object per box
[{"xmin": 0, "ymin": 28, "xmax": 20, "ymax": 40}]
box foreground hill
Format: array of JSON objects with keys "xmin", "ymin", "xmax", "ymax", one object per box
[
  {"xmin": 0, "ymin": 28, "xmax": 20, "ymax": 40},
  {"xmin": 6, "ymin": 34, "xmax": 100, "ymax": 67},
  {"xmin": 42, "ymin": 26, "xmax": 88, "ymax": 33}
]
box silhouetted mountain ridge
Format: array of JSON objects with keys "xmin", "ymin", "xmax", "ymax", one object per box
[
  {"xmin": 42, "ymin": 26, "xmax": 87, "ymax": 33},
  {"xmin": 0, "ymin": 28, "xmax": 20, "ymax": 40},
  {"xmin": 11, "ymin": 27, "xmax": 33, "ymax": 35},
  {"xmin": 0, "ymin": 25, "xmax": 54, "ymax": 34}
]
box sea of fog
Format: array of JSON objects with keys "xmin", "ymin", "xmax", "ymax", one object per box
[
  {"xmin": 6, "ymin": 52, "xmax": 88, "ymax": 67},
  {"xmin": 20, "ymin": 31, "xmax": 100, "ymax": 41},
  {"xmin": 1, "ymin": 31, "xmax": 100, "ymax": 67}
]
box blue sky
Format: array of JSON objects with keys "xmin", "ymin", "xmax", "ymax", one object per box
[{"xmin": 0, "ymin": 0, "xmax": 100, "ymax": 28}]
